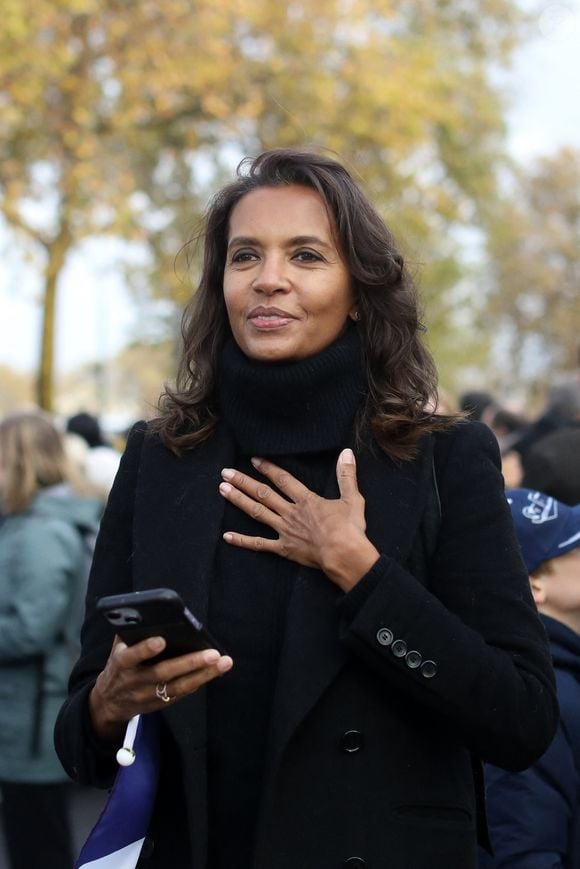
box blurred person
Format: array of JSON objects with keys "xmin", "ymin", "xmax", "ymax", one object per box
[
  {"xmin": 511, "ymin": 374, "xmax": 580, "ymax": 466},
  {"xmin": 486, "ymin": 407, "xmax": 529, "ymax": 456},
  {"xmin": 458, "ymin": 390, "xmax": 496, "ymax": 422},
  {"xmin": 65, "ymin": 411, "xmax": 121, "ymax": 504},
  {"xmin": 55, "ymin": 149, "xmax": 557, "ymax": 869},
  {"xmin": 500, "ymin": 375, "xmax": 580, "ymax": 493},
  {"xmin": 522, "ymin": 419, "xmax": 580, "ymax": 507},
  {"xmin": 500, "ymin": 449, "xmax": 525, "ymax": 489},
  {"xmin": 480, "ymin": 488, "xmax": 580, "ymax": 868},
  {"xmin": 0, "ymin": 412, "xmax": 101, "ymax": 869},
  {"xmin": 62, "ymin": 430, "xmax": 103, "ymax": 503},
  {"xmin": 482, "ymin": 406, "xmax": 530, "ymax": 488}
]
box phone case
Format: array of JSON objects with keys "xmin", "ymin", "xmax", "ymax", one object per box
[{"xmin": 97, "ymin": 588, "xmax": 223, "ymax": 660}]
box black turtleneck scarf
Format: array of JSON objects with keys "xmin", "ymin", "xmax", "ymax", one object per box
[{"xmin": 206, "ymin": 325, "xmax": 367, "ymax": 868}]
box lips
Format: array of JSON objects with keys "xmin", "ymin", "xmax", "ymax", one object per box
[{"xmin": 247, "ymin": 306, "xmax": 298, "ymax": 329}]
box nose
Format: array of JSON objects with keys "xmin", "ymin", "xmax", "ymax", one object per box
[{"xmin": 251, "ymin": 253, "xmax": 290, "ymax": 294}]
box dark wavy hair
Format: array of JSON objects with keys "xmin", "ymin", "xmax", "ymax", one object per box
[{"xmin": 155, "ymin": 148, "xmax": 456, "ymax": 460}]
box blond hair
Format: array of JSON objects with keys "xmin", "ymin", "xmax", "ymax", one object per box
[{"xmin": 0, "ymin": 412, "xmax": 68, "ymax": 513}]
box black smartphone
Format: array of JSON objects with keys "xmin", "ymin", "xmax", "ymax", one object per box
[{"xmin": 97, "ymin": 588, "xmax": 224, "ymax": 662}]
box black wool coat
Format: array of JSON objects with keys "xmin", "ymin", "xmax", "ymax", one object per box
[{"xmin": 55, "ymin": 419, "xmax": 558, "ymax": 869}]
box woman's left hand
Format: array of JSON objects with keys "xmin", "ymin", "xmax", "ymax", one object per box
[{"xmin": 219, "ymin": 448, "xmax": 380, "ymax": 591}]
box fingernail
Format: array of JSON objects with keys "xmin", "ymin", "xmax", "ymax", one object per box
[
  {"xmin": 219, "ymin": 482, "xmax": 232, "ymax": 494},
  {"xmin": 251, "ymin": 457, "xmax": 262, "ymax": 468},
  {"xmin": 342, "ymin": 448, "xmax": 355, "ymax": 464},
  {"xmin": 223, "ymin": 532, "xmax": 233, "ymax": 542},
  {"xmin": 149, "ymin": 637, "xmax": 165, "ymax": 652},
  {"xmin": 203, "ymin": 649, "xmax": 220, "ymax": 664},
  {"xmin": 217, "ymin": 656, "xmax": 233, "ymax": 672},
  {"xmin": 221, "ymin": 468, "xmax": 235, "ymax": 480}
]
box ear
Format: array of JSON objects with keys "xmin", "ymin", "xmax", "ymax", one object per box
[{"xmin": 530, "ymin": 575, "xmax": 547, "ymax": 606}]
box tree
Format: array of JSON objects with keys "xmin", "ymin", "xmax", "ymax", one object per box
[
  {"xmin": 0, "ymin": 0, "xmax": 527, "ymax": 407},
  {"xmin": 484, "ymin": 147, "xmax": 580, "ymax": 390},
  {"xmin": 0, "ymin": 0, "xmax": 249, "ymax": 408}
]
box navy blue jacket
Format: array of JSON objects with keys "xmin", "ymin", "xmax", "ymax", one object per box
[{"xmin": 481, "ymin": 614, "xmax": 580, "ymax": 868}]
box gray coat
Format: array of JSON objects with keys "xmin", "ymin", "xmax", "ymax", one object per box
[{"xmin": 0, "ymin": 486, "xmax": 100, "ymax": 782}]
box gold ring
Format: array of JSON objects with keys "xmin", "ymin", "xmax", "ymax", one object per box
[{"xmin": 155, "ymin": 681, "xmax": 172, "ymax": 703}]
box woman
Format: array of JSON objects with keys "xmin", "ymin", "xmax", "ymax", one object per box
[
  {"xmin": 55, "ymin": 150, "xmax": 558, "ymax": 869},
  {"xmin": 0, "ymin": 412, "xmax": 101, "ymax": 869}
]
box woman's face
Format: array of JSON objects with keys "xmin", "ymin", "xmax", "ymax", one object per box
[{"xmin": 223, "ymin": 185, "xmax": 357, "ymax": 362}]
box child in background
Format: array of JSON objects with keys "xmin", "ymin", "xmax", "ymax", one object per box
[{"xmin": 481, "ymin": 488, "xmax": 580, "ymax": 868}]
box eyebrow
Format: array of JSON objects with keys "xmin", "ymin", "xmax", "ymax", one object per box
[{"xmin": 227, "ymin": 235, "xmax": 333, "ymax": 251}]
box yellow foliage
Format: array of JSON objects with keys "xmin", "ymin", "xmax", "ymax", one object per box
[{"xmin": 0, "ymin": 0, "xmax": 529, "ymax": 406}]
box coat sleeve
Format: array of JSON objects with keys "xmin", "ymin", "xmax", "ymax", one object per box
[
  {"xmin": 339, "ymin": 421, "xmax": 558, "ymax": 770},
  {"xmin": 0, "ymin": 518, "xmax": 81, "ymax": 660},
  {"xmin": 54, "ymin": 422, "xmax": 147, "ymax": 786}
]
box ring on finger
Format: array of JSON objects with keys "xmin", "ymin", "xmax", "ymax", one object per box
[{"xmin": 155, "ymin": 681, "xmax": 172, "ymax": 703}]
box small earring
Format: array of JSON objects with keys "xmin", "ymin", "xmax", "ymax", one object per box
[{"xmin": 352, "ymin": 310, "xmax": 361, "ymax": 321}]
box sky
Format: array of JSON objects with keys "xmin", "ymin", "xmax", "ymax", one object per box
[
  {"xmin": 507, "ymin": 0, "xmax": 580, "ymax": 159},
  {"xmin": 1, "ymin": 0, "xmax": 579, "ymax": 376}
]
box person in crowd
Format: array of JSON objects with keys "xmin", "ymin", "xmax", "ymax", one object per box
[
  {"xmin": 65, "ymin": 411, "xmax": 121, "ymax": 503},
  {"xmin": 481, "ymin": 488, "xmax": 580, "ymax": 868},
  {"xmin": 508, "ymin": 375, "xmax": 580, "ymax": 472},
  {"xmin": 485, "ymin": 407, "xmax": 529, "ymax": 456},
  {"xmin": 479, "ymin": 404, "xmax": 530, "ymax": 488},
  {"xmin": 458, "ymin": 390, "xmax": 496, "ymax": 422},
  {"xmin": 0, "ymin": 412, "xmax": 101, "ymax": 869},
  {"xmin": 502, "ymin": 372, "xmax": 580, "ymax": 501},
  {"xmin": 55, "ymin": 149, "xmax": 557, "ymax": 869},
  {"xmin": 522, "ymin": 417, "xmax": 580, "ymax": 506}
]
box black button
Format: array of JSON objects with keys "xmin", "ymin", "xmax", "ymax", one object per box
[
  {"xmin": 344, "ymin": 859, "xmax": 366, "ymax": 867},
  {"xmin": 420, "ymin": 659, "xmax": 438, "ymax": 679},
  {"xmin": 391, "ymin": 639, "xmax": 407, "ymax": 658},
  {"xmin": 406, "ymin": 650, "xmax": 422, "ymax": 669},
  {"xmin": 376, "ymin": 628, "xmax": 393, "ymax": 646},
  {"xmin": 340, "ymin": 730, "xmax": 364, "ymax": 753}
]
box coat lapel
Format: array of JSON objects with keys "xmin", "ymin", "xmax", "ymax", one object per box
[
  {"xmin": 360, "ymin": 437, "xmax": 434, "ymax": 563},
  {"xmin": 135, "ymin": 425, "xmax": 235, "ymax": 620},
  {"xmin": 265, "ymin": 437, "xmax": 433, "ymax": 774},
  {"xmin": 134, "ymin": 425, "xmax": 235, "ymax": 756}
]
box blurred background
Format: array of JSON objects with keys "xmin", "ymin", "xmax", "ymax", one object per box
[
  {"xmin": 0, "ymin": 0, "xmax": 579, "ymax": 432},
  {"xmin": 0, "ymin": 2, "xmax": 579, "ymax": 863}
]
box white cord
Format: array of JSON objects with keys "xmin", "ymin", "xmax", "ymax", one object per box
[{"xmin": 116, "ymin": 714, "xmax": 140, "ymax": 766}]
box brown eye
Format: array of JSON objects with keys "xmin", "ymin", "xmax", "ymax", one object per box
[
  {"xmin": 231, "ymin": 251, "xmax": 258, "ymax": 263},
  {"xmin": 294, "ymin": 250, "xmax": 322, "ymax": 262}
]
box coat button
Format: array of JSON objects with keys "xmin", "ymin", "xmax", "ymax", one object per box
[
  {"xmin": 420, "ymin": 659, "xmax": 438, "ymax": 678},
  {"xmin": 391, "ymin": 639, "xmax": 407, "ymax": 658},
  {"xmin": 344, "ymin": 859, "xmax": 366, "ymax": 867},
  {"xmin": 405, "ymin": 650, "xmax": 422, "ymax": 669},
  {"xmin": 340, "ymin": 730, "xmax": 364, "ymax": 753},
  {"xmin": 376, "ymin": 628, "xmax": 393, "ymax": 647}
]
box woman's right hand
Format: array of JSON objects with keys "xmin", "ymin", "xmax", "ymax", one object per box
[{"xmin": 88, "ymin": 635, "xmax": 233, "ymax": 744}]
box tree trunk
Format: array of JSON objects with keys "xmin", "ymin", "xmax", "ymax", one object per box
[{"xmin": 37, "ymin": 229, "xmax": 71, "ymax": 411}]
